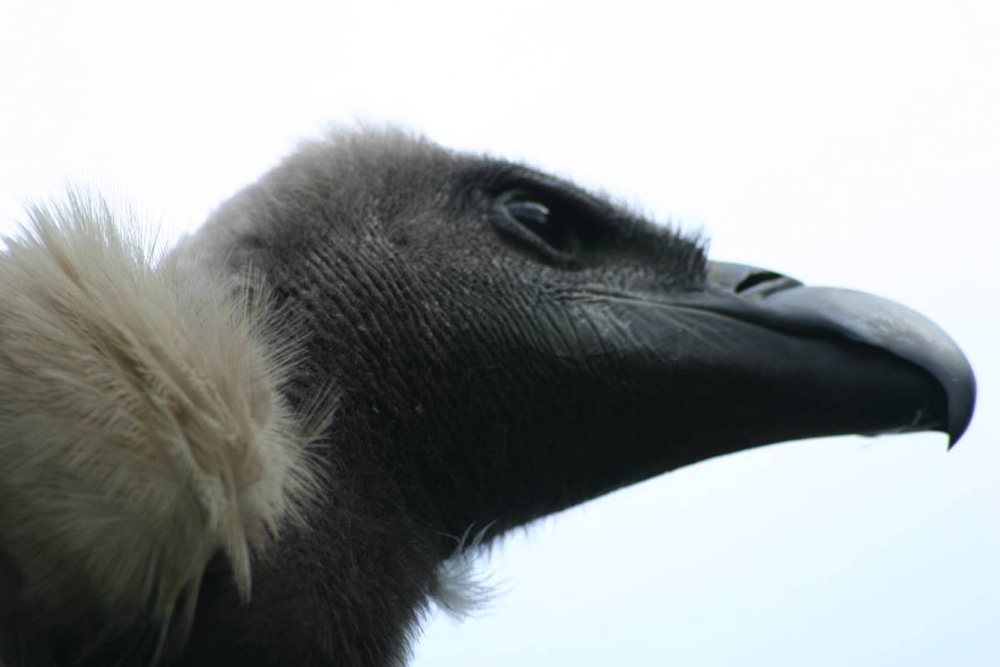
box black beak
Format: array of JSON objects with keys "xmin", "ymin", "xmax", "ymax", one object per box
[
  {"xmin": 703, "ymin": 262, "xmax": 976, "ymax": 446},
  {"xmin": 571, "ymin": 261, "xmax": 976, "ymax": 455}
]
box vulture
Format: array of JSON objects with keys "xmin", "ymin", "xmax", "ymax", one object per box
[{"xmin": 0, "ymin": 130, "xmax": 976, "ymax": 666}]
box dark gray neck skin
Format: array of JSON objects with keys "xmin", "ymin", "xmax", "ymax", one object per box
[
  {"xmin": 168, "ymin": 131, "xmax": 970, "ymax": 667},
  {"xmin": 171, "ymin": 136, "xmax": 715, "ymax": 666}
]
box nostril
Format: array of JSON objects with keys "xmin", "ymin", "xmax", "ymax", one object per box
[
  {"xmin": 734, "ymin": 271, "xmax": 785, "ymax": 293},
  {"xmin": 708, "ymin": 261, "xmax": 805, "ymax": 295}
]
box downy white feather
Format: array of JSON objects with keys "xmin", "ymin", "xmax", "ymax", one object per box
[{"xmin": 0, "ymin": 193, "xmax": 320, "ymax": 652}]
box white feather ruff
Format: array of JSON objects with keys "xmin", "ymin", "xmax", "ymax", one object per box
[{"xmin": 0, "ymin": 193, "xmax": 320, "ymax": 649}]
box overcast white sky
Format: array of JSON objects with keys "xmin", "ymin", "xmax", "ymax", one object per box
[{"xmin": 1, "ymin": 1, "xmax": 997, "ymax": 665}]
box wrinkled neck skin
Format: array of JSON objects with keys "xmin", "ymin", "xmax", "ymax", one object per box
[
  {"xmin": 176, "ymin": 200, "xmax": 716, "ymax": 665},
  {"xmin": 177, "ymin": 231, "xmax": 587, "ymax": 666}
]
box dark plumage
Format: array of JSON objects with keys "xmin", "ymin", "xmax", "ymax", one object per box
[{"xmin": 0, "ymin": 130, "xmax": 976, "ymax": 666}]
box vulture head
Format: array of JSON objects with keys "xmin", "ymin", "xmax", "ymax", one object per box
[{"xmin": 0, "ymin": 130, "xmax": 976, "ymax": 666}]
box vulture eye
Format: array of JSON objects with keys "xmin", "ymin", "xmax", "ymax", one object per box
[{"xmin": 497, "ymin": 193, "xmax": 583, "ymax": 259}]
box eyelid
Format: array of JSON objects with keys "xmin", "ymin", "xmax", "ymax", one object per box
[{"xmin": 504, "ymin": 200, "xmax": 551, "ymax": 226}]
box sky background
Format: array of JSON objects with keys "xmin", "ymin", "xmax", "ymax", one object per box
[{"xmin": 1, "ymin": 1, "xmax": 997, "ymax": 665}]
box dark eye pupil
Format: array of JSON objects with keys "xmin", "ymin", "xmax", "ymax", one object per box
[{"xmin": 504, "ymin": 198, "xmax": 577, "ymax": 254}]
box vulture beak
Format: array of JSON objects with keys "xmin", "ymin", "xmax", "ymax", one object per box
[
  {"xmin": 571, "ymin": 260, "xmax": 976, "ymax": 454},
  {"xmin": 704, "ymin": 261, "xmax": 976, "ymax": 447},
  {"xmin": 695, "ymin": 262, "xmax": 976, "ymax": 449}
]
